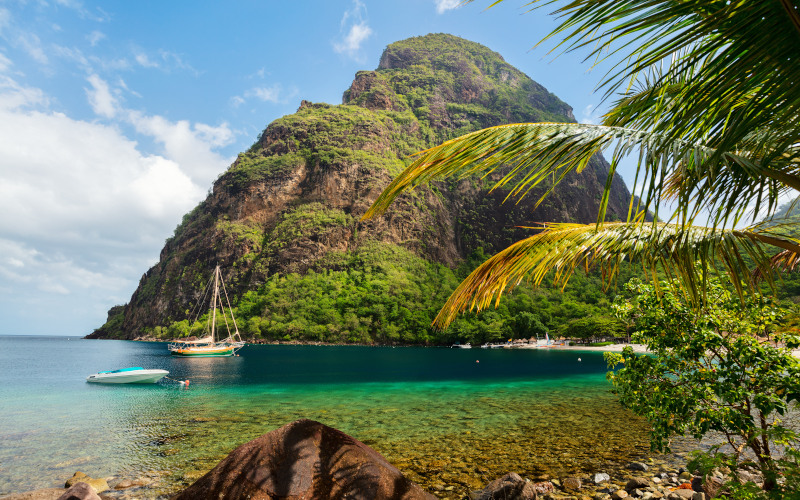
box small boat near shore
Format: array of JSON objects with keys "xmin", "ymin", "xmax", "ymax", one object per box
[{"xmin": 86, "ymin": 367, "xmax": 168, "ymax": 384}]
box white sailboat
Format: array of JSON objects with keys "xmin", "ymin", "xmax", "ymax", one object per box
[{"xmin": 168, "ymin": 265, "xmax": 245, "ymax": 357}]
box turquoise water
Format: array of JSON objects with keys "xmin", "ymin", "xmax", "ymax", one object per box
[{"xmin": 0, "ymin": 336, "xmax": 656, "ymax": 496}]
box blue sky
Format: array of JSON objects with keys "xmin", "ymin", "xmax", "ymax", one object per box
[{"xmin": 0, "ymin": 0, "xmax": 630, "ymax": 335}]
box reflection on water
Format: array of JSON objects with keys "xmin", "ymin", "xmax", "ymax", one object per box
[{"xmin": 0, "ymin": 338, "xmax": 667, "ymax": 496}]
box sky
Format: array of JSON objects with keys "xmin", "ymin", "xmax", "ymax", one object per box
[{"xmin": 0, "ymin": 0, "xmax": 632, "ymax": 336}]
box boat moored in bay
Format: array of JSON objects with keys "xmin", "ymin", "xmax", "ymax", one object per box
[
  {"xmin": 86, "ymin": 367, "xmax": 168, "ymax": 384},
  {"xmin": 168, "ymin": 265, "xmax": 245, "ymax": 357}
]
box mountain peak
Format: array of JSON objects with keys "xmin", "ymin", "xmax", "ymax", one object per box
[
  {"xmin": 344, "ymin": 33, "xmax": 574, "ymax": 131},
  {"xmin": 378, "ymin": 33, "xmax": 507, "ymax": 70}
]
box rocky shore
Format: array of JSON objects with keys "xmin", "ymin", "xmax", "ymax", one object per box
[{"xmin": 0, "ymin": 420, "xmax": 755, "ymax": 500}]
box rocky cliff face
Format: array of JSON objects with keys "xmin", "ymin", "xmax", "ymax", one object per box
[{"xmin": 89, "ymin": 34, "xmax": 633, "ymax": 342}]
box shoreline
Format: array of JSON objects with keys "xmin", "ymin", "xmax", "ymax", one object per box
[
  {"xmin": 129, "ymin": 338, "xmax": 800, "ymax": 358},
  {"xmin": 123, "ymin": 335, "xmax": 651, "ymax": 352}
]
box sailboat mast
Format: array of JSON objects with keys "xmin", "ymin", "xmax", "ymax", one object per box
[{"xmin": 211, "ymin": 265, "xmax": 219, "ymax": 341}]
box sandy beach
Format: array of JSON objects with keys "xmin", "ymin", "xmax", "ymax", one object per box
[
  {"xmin": 547, "ymin": 343, "xmax": 650, "ymax": 353},
  {"xmin": 545, "ymin": 342, "xmax": 800, "ymax": 359}
]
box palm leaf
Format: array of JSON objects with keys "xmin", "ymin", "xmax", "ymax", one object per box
[
  {"xmin": 526, "ymin": 0, "xmax": 800, "ymax": 167},
  {"xmin": 361, "ymin": 122, "xmax": 800, "ymax": 229},
  {"xmin": 432, "ymin": 220, "xmax": 800, "ymax": 328}
]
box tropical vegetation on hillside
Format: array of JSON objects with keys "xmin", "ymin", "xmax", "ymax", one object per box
[{"xmin": 137, "ymin": 245, "xmax": 629, "ymax": 345}]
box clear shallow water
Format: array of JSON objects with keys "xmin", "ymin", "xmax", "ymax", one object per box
[{"xmin": 0, "ymin": 336, "xmax": 659, "ymax": 496}]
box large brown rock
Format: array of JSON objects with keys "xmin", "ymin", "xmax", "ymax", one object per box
[
  {"xmin": 56, "ymin": 483, "xmax": 100, "ymax": 500},
  {"xmin": 173, "ymin": 419, "xmax": 435, "ymax": 500}
]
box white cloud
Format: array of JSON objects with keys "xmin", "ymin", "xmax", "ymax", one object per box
[
  {"xmin": 250, "ymin": 86, "xmax": 280, "ymax": 102},
  {"xmin": 132, "ymin": 48, "xmax": 197, "ymax": 74},
  {"xmin": 85, "ymin": 73, "xmax": 118, "ymax": 117},
  {"xmin": 89, "ymin": 55, "xmax": 131, "ymax": 71},
  {"xmin": 125, "ymin": 110, "xmax": 234, "ymax": 183},
  {"xmin": 0, "ymin": 52, "xmax": 11, "ymax": 72},
  {"xmin": 334, "ymin": 23, "xmax": 373, "ymax": 56},
  {"xmin": 435, "ymin": 0, "xmax": 462, "ymax": 14},
  {"xmin": 54, "ymin": 0, "xmax": 110, "ymax": 23},
  {"xmin": 0, "ymin": 8, "xmax": 10, "ymax": 34},
  {"xmin": 17, "ymin": 33, "xmax": 48, "ymax": 65},
  {"xmin": 0, "ymin": 74, "xmax": 49, "ymax": 110},
  {"xmin": 52, "ymin": 44, "xmax": 89, "ymax": 68},
  {"xmin": 135, "ymin": 52, "xmax": 158, "ymax": 68},
  {"xmin": 87, "ymin": 30, "xmax": 105, "ymax": 46},
  {"xmin": 333, "ymin": 0, "xmax": 373, "ymax": 61},
  {"xmin": 0, "ymin": 77, "xmax": 233, "ymax": 333},
  {"xmin": 231, "ymin": 84, "xmax": 297, "ymax": 108},
  {"xmin": 580, "ymin": 104, "xmax": 603, "ymax": 125}
]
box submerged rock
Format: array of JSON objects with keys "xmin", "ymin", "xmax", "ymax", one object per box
[
  {"xmin": 593, "ymin": 472, "xmax": 611, "ymax": 484},
  {"xmin": 625, "ymin": 477, "xmax": 651, "ymax": 491},
  {"xmin": 173, "ymin": 419, "xmax": 434, "ymax": 500},
  {"xmin": 561, "ymin": 476, "xmax": 582, "ymax": 491},
  {"xmin": 474, "ymin": 473, "xmax": 537, "ymax": 500},
  {"xmin": 63, "ymin": 473, "xmax": 107, "ymax": 494}
]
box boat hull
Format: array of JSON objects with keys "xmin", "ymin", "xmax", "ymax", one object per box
[
  {"xmin": 168, "ymin": 341, "xmax": 244, "ymax": 357},
  {"xmin": 169, "ymin": 346, "xmax": 235, "ymax": 357},
  {"xmin": 87, "ymin": 368, "xmax": 168, "ymax": 384}
]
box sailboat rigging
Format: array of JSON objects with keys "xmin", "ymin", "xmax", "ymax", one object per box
[{"xmin": 168, "ymin": 265, "xmax": 245, "ymax": 357}]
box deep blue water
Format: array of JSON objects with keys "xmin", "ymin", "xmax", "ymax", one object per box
[{"xmin": 0, "ymin": 336, "xmax": 648, "ymax": 496}]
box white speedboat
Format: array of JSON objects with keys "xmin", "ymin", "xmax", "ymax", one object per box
[{"xmin": 86, "ymin": 367, "xmax": 168, "ymax": 384}]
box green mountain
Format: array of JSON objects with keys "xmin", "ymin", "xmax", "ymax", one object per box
[{"xmin": 89, "ymin": 34, "xmax": 635, "ymax": 344}]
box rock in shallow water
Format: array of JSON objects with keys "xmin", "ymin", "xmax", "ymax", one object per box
[
  {"xmin": 626, "ymin": 477, "xmax": 650, "ymax": 491},
  {"xmin": 562, "ymin": 476, "xmax": 582, "ymax": 491},
  {"xmin": 63, "ymin": 474, "xmax": 107, "ymax": 494},
  {"xmin": 474, "ymin": 473, "xmax": 539, "ymax": 500},
  {"xmin": 593, "ymin": 472, "xmax": 611, "ymax": 484},
  {"xmin": 173, "ymin": 418, "xmax": 434, "ymax": 500}
]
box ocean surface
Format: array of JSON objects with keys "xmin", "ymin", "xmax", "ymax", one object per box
[{"xmin": 0, "ymin": 336, "xmax": 670, "ymax": 496}]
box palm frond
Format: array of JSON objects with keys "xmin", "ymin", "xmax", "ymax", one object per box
[
  {"xmin": 432, "ymin": 220, "xmax": 800, "ymax": 328},
  {"xmin": 752, "ymin": 249, "xmax": 800, "ymax": 284},
  {"xmin": 526, "ymin": 0, "xmax": 800, "ymax": 167},
  {"xmin": 361, "ymin": 121, "xmax": 800, "ymax": 228}
]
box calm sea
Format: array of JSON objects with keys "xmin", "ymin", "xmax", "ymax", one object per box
[{"xmin": 0, "ymin": 336, "xmax": 663, "ymax": 496}]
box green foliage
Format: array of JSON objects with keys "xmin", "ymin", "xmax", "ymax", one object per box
[
  {"xmin": 378, "ymin": 33, "xmax": 572, "ymax": 133},
  {"xmin": 152, "ymin": 244, "xmax": 630, "ymax": 345},
  {"xmin": 226, "ymin": 151, "xmax": 305, "ymax": 190},
  {"xmin": 561, "ymin": 315, "xmax": 624, "ymax": 342},
  {"xmin": 267, "ymin": 203, "xmax": 353, "ymax": 252},
  {"xmin": 607, "ymin": 276, "xmax": 800, "ymax": 492},
  {"xmin": 216, "ymin": 220, "xmax": 263, "ymax": 249},
  {"xmin": 230, "ymin": 243, "xmax": 459, "ymax": 344}
]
